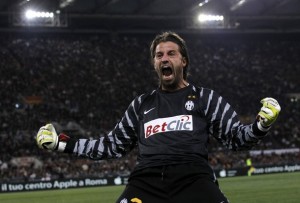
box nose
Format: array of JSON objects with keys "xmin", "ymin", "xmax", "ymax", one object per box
[{"xmin": 161, "ymin": 54, "xmax": 170, "ymax": 63}]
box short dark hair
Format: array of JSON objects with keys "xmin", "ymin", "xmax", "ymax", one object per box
[{"xmin": 150, "ymin": 31, "xmax": 190, "ymax": 80}]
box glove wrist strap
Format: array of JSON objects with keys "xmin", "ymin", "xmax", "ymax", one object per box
[
  {"xmin": 257, "ymin": 121, "xmax": 271, "ymax": 132},
  {"xmin": 57, "ymin": 142, "xmax": 67, "ymax": 152}
]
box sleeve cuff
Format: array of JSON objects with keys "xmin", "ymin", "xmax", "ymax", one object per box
[
  {"xmin": 253, "ymin": 121, "xmax": 269, "ymax": 137},
  {"xmin": 63, "ymin": 138, "xmax": 78, "ymax": 153},
  {"xmin": 257, "ymin": 121, "xmax": 271, "ymax": 132}
]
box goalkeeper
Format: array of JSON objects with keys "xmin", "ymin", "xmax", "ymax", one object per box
[{"xmin": 36, "ymin": 32, "xmax": 281, "ymax": 203}]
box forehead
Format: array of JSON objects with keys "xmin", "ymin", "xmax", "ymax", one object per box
[{"xmin": 155, "ymin": 41, "xmax": 180, "ymax": 53}]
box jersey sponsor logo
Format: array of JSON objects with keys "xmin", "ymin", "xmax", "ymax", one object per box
[{"xmin": 144, "ymin": 115, "xmax": 193, "ymax": 138}]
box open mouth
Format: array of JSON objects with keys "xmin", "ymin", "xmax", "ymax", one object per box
[{"xmin": 162, "ymin": 66, "xmax": 173, "ymax": 77}]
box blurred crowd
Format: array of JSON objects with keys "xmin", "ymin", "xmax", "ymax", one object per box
[{"xmin": 0, "ymin": 33, "xmax": 300, "ymax": 182}]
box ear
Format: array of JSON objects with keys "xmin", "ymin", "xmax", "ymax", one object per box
[{"xmin": 182, "ymin": 57, "xmax": 187, "ymax": 67}]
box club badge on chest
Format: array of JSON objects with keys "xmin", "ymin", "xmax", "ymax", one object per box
[{"xmin": 185, "ymin": 100, "xmax": 194, "ymax": 111}]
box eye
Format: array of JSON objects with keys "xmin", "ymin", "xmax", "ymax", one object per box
[
  {"xmin": 155, "ymin": 52, "xmax": 163, "ymax": 59},
  {"xmin": 168, "ymin": 51, "xmax": 177, "ymax": 57}
]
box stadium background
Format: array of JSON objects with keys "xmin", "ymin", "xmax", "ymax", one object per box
[{"xmin": 0, "ymin": 0, "xmax": 300, "ymax": 193}]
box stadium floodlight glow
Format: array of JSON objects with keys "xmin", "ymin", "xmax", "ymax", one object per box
[
  {"xmin": 231, "ymin": 0, "xmax": 247, "ymax": 11},
  {"xmin": 197, "ymin": 14, "xmax": 224, "ymax": 22},
  {"xmin": 13, "ymin": 8, "xmax": 67, "ymax": 27},
  {"xmin": 60, "ymin": 0, "xmax": 75, "ymax": 8},
  {"xmin": 199, "ymin": 0, "xmax": 210, "ymax": 7},
  {"xmin": 25, "ymin": 9, "xmax": 54, "ymax": 20}
]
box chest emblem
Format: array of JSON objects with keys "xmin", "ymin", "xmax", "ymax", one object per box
[
  {"xmin": 185, "ymin": 100, "xmax": 194, "ymax": 111},
  {"xmin": 144, "ymin": 107, "xmax": 155, "ymax": 114}
]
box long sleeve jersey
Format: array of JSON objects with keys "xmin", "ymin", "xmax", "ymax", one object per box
[{"xmin": 65, "ymin": 84, "xmax": 267, "ymax": 171}]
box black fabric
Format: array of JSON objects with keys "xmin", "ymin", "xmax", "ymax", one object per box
[
  {"xmin": 135, "ymin": 85, "xmax": 211, "ymax": 170},
  {"xmin": 64, "ymin": 138, "xmax": 78, "ymax": 153},
  {"xmin": 116, "ymin": 163, "xmax": 229, "ymax": 203}
]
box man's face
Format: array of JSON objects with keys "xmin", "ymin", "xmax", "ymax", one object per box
[{"xmin": 153, "ymin": 41, "xmax": 187, "ymax": 91}]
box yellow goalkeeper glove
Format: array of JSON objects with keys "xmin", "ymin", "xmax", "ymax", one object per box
[
  {"xmin": 257, "ymin": 97, "xmax": 281, "ymax": 129},
  {"xmin": 36, "ymin": 124, "xmax": 69, "ymax": 151}
]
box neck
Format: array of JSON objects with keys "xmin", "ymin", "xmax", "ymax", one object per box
[{"xmin": 161, "ymin": 80, "xmax": 189, "ymax": 92}]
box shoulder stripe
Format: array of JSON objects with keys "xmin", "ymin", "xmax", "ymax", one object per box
[{"xmin": 204, "ymin": 90, "xmax": 214, "ymax": 115}]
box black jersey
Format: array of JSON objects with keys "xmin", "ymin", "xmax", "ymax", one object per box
[{"xmin": 67, "ymin": 84, "xmax": 267, "ymax": 172}]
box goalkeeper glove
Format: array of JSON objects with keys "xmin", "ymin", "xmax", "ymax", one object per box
[
  {"xmin": 36, "ymin": 123, "xmax": 70, "ymax": 152},
  {"xmin": 257, "ymin": 97, "xmax": 281, "ymax": 130}
]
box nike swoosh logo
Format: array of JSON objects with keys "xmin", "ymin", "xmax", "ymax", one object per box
[{"xmin": 144, "ymin": 107, "xmax": 155, "ymax": 114}]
